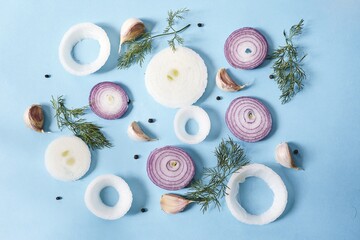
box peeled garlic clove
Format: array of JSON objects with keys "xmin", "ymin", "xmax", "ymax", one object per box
[
  {"xmin": 216, "ymin": 68, "xmax": 246, "ymax": 92},
  {"xmin": 275, "ymin": 142, "xmax": 300, "ymax": 170},
  {"xmin": 160, "ymin": 194, "xmax": 192, "ymax": 214},
  {"xmin": 24, "ymin": 104, "xmax": 44, "ymax": 132},
  {"xmin": 127, "ymin": 121, "xmax": 157, "ymax": 141},
  {"xmin": 119, "ymin": 18, "xmax": 146, "ymax": 52}
]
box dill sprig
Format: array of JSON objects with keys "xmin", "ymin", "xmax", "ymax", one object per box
[
  {"xmin": 51, "ymin": 96, "xmax": 112, "ymax": 150},
  {"xmin": 185, "ymin": 138, "xmax": 249, "ymax": 213},
  {"xmin": 271, "ymin": 19, "xmax": 307, "ymax": 104},
  {"xmin": 117, "ymin": 8, "xmax": 190, "ymax": 69}
]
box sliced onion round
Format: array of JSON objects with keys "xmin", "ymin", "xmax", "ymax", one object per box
[
  {"xmin": 45, "ymin": 136, "xmax": 91, "ymax": 181},
  {"xmin": 147, "ymin": 146, "xmax": 195, "ymax": 190},
  {"xmin": 225, "ymin": 97, "xmax": 272, "ymax": 142},
  {"xmin": 145, "ymin": 47, "xmax": 208, "ymax": 108},
  {"xmin": 89, "ymin": 81, "xmax": 129, "ymax": 120},
  {"xmin": 59, "ymin": 23, "xmax": 110, "ymax": 76},
  {"xmin": 84, "ymin": 174, "xmax": 133, "ymax": 220},
  {"xmin": 225, "ymin": 164, "xmax": 288, "ymax": 225},
  {"xmin": 224, "ymin": 27, "xmax": 268, "ymax": 70}
]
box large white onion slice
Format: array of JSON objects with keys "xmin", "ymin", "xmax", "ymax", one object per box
[
  {"xmin": 174, "ymin": 106, "xmax": 211, "ymax": 144},
  {"xmin": 84, "ymin": 174, "xmax": 133, "ymax": 220},
  {"xmin": 225, "ymin": 164, "xmax": 288, "ymax": 225},
  {"xmin": 45, "ymin": 136, "xmax": 91, "ymax": 181},
  {"xmin": 59, "ymin": 23, "xmax": 110, "ymax": 76},
  {"xmin": 145, "ymin": 47, "xmax": 208, "ymax": 108}
]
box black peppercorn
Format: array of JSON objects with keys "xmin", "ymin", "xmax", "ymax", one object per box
[
  {"xmin": 269, "ymin": 74, "xmax": 275, "ymax": 79},
  {"xmin": 197, "ymin": 23, "xmax": 204, "ymax": 27},
  {"xmin": 45, "ymin": 74, "xmax": 51, "ymax": 78},
  {"xmin": 216, "ymin": 96, "xmax": 222, "ymax": 100},
  {"xmin": 148, "ymin": 118, "xmax": 155, "ymax": 123},
  {"xmin": 293, "ymin": 149, "xmax": 299, "ymax": 155},
  {"xmin": 140, "ymin": 208, "xmax": 147, "ymax": 213},
  {"xmin": 127, "ymin": 99, "xmax": 131, "ymax": 104},
  {"xmin": 56, "ymin": 196, "xmax": 62, "ymax": 200},
  {"xmin": 134, "ymin": 154, "xmax": 139, "ymax": 159}
]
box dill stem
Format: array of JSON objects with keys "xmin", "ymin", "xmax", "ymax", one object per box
[{"xmin": 151, "ymin": 24, "xmax": 191, "ymax": 39}]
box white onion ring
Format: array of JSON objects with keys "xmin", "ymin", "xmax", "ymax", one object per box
[
  {"xmin": 84, "ymin": 174, "xmax": 133, "ymax": 220},
  {"xmin": 225, "ymin": 164, "xmax": 288, "ymax": 225},
  {"xmin": 145, "ymin": 47, "xmax": 208, "ymax": 108},
  {"xmin": 225, "ymin": 97, "xmax": 272, "ymax": 142},
  {"xmin": 174, "ymin": 106, "xmax": 211, "ymax": 144},
  {"xmin": 59, "ymin": 23, "xmax": 110, "ymax": 76},
  {"xmin": 147, "ymin": 146, "xmax": 195, "ymax": 190},
  {"xmin": 224, "ymin": 27, "xmax": 268, "ymax": 69},
  {"xmin": 89, "ymin": 81, "xmax": 129, "ymax": 120},
  {"xmin": 45, "ymin": 136, "xmax": 91, "ymax": 181}
]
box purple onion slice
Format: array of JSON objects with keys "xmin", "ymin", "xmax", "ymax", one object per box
[
  {"xmin": 89, "ymin": 81, "xmax": 129, "ymax": 120},
  {"xmin": 225, "ymin": 97, "xmax": 272, "ymax": 142},
  {"xmin": 224, "ymin": 27, "xmax": 268, "ymax": 70},
  {"xmin": 147, "ymin": 146, "xmax": 195, "ymax": 190}
]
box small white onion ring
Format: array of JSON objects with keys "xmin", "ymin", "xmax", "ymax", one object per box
[
  {"xmin": 59, "ymin": 23, "xmax": 110, "ymax": 76},
  {"xmin": 224, "ymin": 27, "xmax": 268, "ymax": 70},
  {"xmin": 174, "ymin": 106, "xmax": 211, "ymax": 144},
  {"xmin": 225, "ymin": 164, "xmax": 288, "ymax": 225},
  {"xmin": 145, "ymin": 47, "xmax": 208, "ymax": 108},
  {"xmin": 84, "ymin": 174, "xmax": 133, "ymax": 220}
]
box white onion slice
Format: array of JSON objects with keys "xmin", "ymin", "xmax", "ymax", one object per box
[
  {"xmin": 45, "ymin": 136, "xmax": 91, "ymax": 181},
  {"xmin": 59, "ymin": 23, "xmax": 110, "ymax": 76},
  {"xmin": 225, "ymin": 164, "xmax": 288, "ymax": 225},
  {"xmin": 89, "ymin": 81, "xmax": 129, "ymax": 120},
  {"xmin": 145, "ymin": 47, "xmax": 208, "ymax": 108},
  {"xmin": 224, "ymin": 27, "xmax": 268, "ymax": 70},
  {"xmin": 84, "ymin": 174, "xmax": 133, "ymax": 220},
  {"xmin": 174, "ymin": 106, "xmax": 211, "ymax": 144}
]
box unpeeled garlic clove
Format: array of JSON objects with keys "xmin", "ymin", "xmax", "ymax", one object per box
[
  {"xmin": 216, "ymin": 68, "xmax": 246, "ymax": 92},
  {"xmin": 24, "ymin": 104, "xmax": 44, "ymax": 132},
  {"xmin": 119, "ymin": 18, "xmax": 146, "ymax": 53},
  {"xmin": 275, "ymin": 142, "xmax": 301, "ymax": 170},
  {"xmin": 160, "ymin": 194, "xmax": 193, "ymax": 214},
  {"xmin": 127, "ymin": 121, "xmax": 157, "ymax": 141}
]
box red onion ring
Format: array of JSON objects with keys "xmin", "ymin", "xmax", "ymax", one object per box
[
  {"xmin": 89, "ymin": 81, "xmax": 129, "ymax": 120},
  {"xmin": 224, "ymin": 27, "xmax": 268, "ymax": 70},
  {"xmin": 147, "ymin": 146, "xmax": 195, "ymax": 190},
  {"xmin": 225, "ymin": 97, "xmax": 272, "ymax": 142}
]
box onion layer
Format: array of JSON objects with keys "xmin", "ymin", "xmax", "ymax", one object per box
[
  {"xmin": 225, "ymin": 164, "xmax": 288, "ymax": 225},
  {"xmin": 224, "ymin": 27, "xmax": 268, "ymax": 70},
  {"xmin": 147, "ymin": 146, "xmax": 195, "ymax": 190},
  {"xmin": 84, "ymin": 174, "xmax": 133, "ymax": 220},
  {"xmin": 145, "ymin": 47, "xmax": 208, "ymax": 108},
  {"xmin": 59, "ymin": 23, "xmax": 110, "ymax": 76},
  {"xmin": 89, "ymin": 81, "xmax": 129, "ymax": 120},
  {"xmin": 174, "ymin": 106, "xmax": 211, "ymax": 144},
  {"xmin": 225, "ymin": 97, "xmax": 272, "ymax": 142}
]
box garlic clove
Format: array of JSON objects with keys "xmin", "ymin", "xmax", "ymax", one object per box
[
  {"xmin": 119, "ymin": 18, "xmax": 146, "ymax": 53},
  {"xmin": 127, "ymin": 121, "xmax": 157, "ymax": 141},
  {"xmin": 160, "ymin": 194, "xmax": 193, "ymax": 214},
  {"xmin": 275, "ymin": 142, "xmax": 301, "ymax": 170},
  {"xmin": 216, "ymin": 68, "xmax": 246, "ymax": 92},
  {"xmin": 24, "ymin": 104, "xmax": 44, "ymax": 132}
]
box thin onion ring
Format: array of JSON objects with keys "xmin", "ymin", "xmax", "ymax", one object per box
[
  {"xmin": 225, "ymin": 164, "xmax": 288, "ymax": 225},
  {"xmin": 59, "ymin": 23, "xmax": 110, "ymax": 76},
  {"xmin": 84, "ymin": 174, "xmax": 133, "ymax": 220}
]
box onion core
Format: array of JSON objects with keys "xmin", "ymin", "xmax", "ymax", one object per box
[
  {"xmin": 224, "ymin": 27, "xmax": 268, "ymax": 70},
  {"xmin": 89, "ymin": 81, "xmax": 129, "ymax": 120},
  {"xmin": 147, "ymin": 146, "xmax": 195, "ymax": 190},
  {"xmin": 225, "ymin": 97, "xmax": 272, "ymax": 142}
]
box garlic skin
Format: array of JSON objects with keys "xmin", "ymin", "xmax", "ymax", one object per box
[
  {"xmin": 24, "ymin": 104, "xmax": 44, "ymax": 132},
  {"xmin": 275, "ymin": 142, "xmax": 300, "ymax": 170},
  {"xmin": 119, "ymin": 18, "xmax": 145, "ymax": 52},
  {"xmin": 160, "ymin": 194, "xmax": 193, "ymax": 214},
  {"xmin": 127, "ymin": 121, "xmax": 157, "ymax": 141},
  {"xmin": 216, "ymin": 68, "xmax": 246, "ymax": 92}
]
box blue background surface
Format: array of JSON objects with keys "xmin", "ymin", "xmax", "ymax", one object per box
[{"xmin": 1, "ymin": 0, "xmax": 360, "ymax": 239}]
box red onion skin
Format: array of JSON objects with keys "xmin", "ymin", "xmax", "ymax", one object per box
[
  {"xmin": 89, "ymin": 81, "xmax": 129, "ymax": 120},
  {"xmin": 147, "ymin": 146, "xmax": 195, "ymax": 190},
  {"xmin": 225, "ymin": 97, "xmax": 272, "ymax": 142},
  {"xmin": 224, "ymin": 27, "xmax": 268, "ymax": 70}
]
